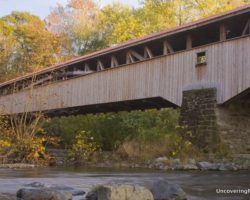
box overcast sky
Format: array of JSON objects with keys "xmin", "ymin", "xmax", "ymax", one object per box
[{"xmin": 0, "ymin": 0, "xmax": 140, "ymax": 19}]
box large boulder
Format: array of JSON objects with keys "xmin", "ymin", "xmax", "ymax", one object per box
[
  {"xmin": 16, "ymin": 182, "xmax": 85, "ymax": 200},
  {"xmin": 16, "ymin": 188, "xmax": 72, "ymax": 200},
  {"xmin": 86, "ymin": 184, "xmax": 153, "ymax": 200},
  {"xmin": 148, "ymin": 180, "xmax": 187, "ymax": 200}
]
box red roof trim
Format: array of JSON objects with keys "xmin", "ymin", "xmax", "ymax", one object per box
[{"xmin": 0, "ymin": 4, "xmax": 249, "ymax": 87}]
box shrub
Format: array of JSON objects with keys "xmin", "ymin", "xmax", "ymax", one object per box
[
  {"xmin": 116, "ymin": 127, "xmax": 198, "ymax": 161},
  {"xmin": 213, "ymin": 142, "xmax": 232, "ymax": 159},
  {"xmin": 0, "ymin": 113, "xmax": 58, "ymax": 165},
  {"xmin": 44, "ymin": 108, "xmax": 200, "ymax": 162},
  {"xmin": 43, "ymin": 108, "xmax": 180, "ymax": 151},
  {"xmin": 68, "ymin": 130, "xmax": 99, "ymax": 164}
]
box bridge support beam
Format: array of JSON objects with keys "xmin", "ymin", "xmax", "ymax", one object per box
[{"xmin": 180, "ymin": 88, "xmax": 220, "ymax": 153}]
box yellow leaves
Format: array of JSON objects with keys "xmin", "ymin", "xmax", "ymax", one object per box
[
  {"xmin": 141, "ymin": 0, "xmax": 248, "ymax": 33},
  {"xmin": 0, "ymin": 139, "xmax": 11, "ymax": 148},
  {"xmin": 0, "ymin": 0, "xmax": 248, "ymax": 81},
  {"xmin": 33, "ymin": 151, "xmax": 40, "ymax": 159},
  {"xmin": 97, "ymin": 3, "xmax": 145, "ymax": 44},
  {"xmin": 69, "ymin": 0, "xmax": 97, "ymax": 10},
  {"xmin": 0, "ymin": 112, "xmax": 58, "ymax": 165},
  {"xmin": 69, "ymin": 130, "xmax": 99, "ymax": 162},
  {"xmin": 192, "ymin": 0, "xmax": 248, "ymax": 18},
  {"xmin": 46, "ymin": 0, "xmax": 249, "ymax": 57},
  {"xmin": 0, "ymin": 12, "xmax": 62, "ymax": 81}
]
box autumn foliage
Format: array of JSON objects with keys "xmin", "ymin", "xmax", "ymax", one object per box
[
  {"xmin": 1, "ymin": 0, "xmax": 249, "ymax": 82},
  {"xmin": 0, "ymin": 113, "xmax": 59, "ymax": 165}
]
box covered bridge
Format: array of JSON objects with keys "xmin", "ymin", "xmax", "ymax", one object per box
[
  {"xmin": 0, "ymin": 5, "xmax": 250, "ymax": 152},
  {"xmin": 0, "ymin": 5, "xmax": 249, "ymax": 115}
]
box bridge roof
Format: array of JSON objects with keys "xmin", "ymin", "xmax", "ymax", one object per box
[{"xmin": 0, "ymin": 4, "xmax": 249, "ymax": 88}]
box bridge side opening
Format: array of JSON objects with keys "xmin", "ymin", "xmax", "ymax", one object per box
[
  {"xmin": 226, "ymin": 13, "xmax": 250, "ymax": 38},
  {"xmin": 165, "ymin": 32, "xmax": 186, "ymax": 52},
  {"xmin": 191, "ymin": 24, "xmax": 220, "ymax": 48}
]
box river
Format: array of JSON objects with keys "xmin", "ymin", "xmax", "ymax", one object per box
[{"xmin": 0, "ymin": 167, "xmax": 249, "ymax": 200}]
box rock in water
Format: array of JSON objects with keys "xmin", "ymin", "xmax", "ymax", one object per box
[
  {"xmin": 149, "ymin": 180, "xmax": 187, "ymax": 200},
  {"xmin": 16, "ymin": 188, "xmax": 72, "ymax": 200},
  {"xmin": 23, "ymin": 182, "xmax": 45, "ymax": 188},
  {"xmin": 49, "ymin": 185, "xmax": 85, "ymax": 196},
  {"xmin": 197, "ymin": 161, "xmax": 219, "ymax": 170},
  {"xmin": 18, "ymin": 182, "xmax": 85, "ymax": 199},
  {"xmin": 86, "ymin": 184, "xmax": 153, "ymax": 200}
]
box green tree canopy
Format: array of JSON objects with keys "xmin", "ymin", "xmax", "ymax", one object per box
[{"xmin": 0, "ymin": 12, "xmax": 61, "ymax": 82}]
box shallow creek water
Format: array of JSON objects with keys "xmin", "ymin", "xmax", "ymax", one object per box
[{"xmin": 0, "ymin": 167, "xmax": 249, "ymax": 200}]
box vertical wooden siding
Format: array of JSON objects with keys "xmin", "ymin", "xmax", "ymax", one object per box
[{"xmin": 0, "ymin": 36, "xmax": 249, "ymax": 114}]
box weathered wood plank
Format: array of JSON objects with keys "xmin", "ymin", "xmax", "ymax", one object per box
[
  {"xmin": 220, "ymin": 23, "xmax": 227, "ymax": 41},
  {"xmin": 186, "ymin": 34, "xmax": 192, "ymax": 50}
]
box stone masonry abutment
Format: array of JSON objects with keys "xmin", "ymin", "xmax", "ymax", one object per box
[{"xmin": 180, "ymin": 88, "xmax": 250, "ymax": 154}]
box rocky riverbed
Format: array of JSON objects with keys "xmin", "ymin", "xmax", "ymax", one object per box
[
  {"xmin": 1, "ymin": 156, "xmax": 250, "ymax": 172},
  {"xmin": 146, "ymin": 156, "xmax": 250, "ymax": 171},
  {"xmin": 14, "ymin": 180, "xmax": 186, "ymax": 200},
  {"xmin": 0, "ymin": 167, "xmax": 250, "ymax": 200},
  {"xmin": 78, "ymin": 156, "xmax": 250, "ymax": 172}
]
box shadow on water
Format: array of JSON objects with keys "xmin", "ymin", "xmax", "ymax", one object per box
[{"xmin": 0, "ymin": 167, "xmax": 249, "ymax": 200}]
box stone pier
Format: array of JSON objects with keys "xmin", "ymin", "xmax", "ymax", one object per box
[
  {"xmin": 180, "ymin": 88, "xmax": 219, "ymax": 152},
  {"xmin": 180, "ymin": 88, "xmax": 250, "ymax": 154},
  {"xmin": 217, "ymin": 101, "xmax": 250, "ymax": 154}
]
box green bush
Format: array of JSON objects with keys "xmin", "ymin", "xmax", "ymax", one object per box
[
  {"xmin": 43, "ymin": 108, "xmax": 180, "ymax": 151},
  {"xmin": 44, "ymin": 108, "xmax": 199, "ymax": 162}
]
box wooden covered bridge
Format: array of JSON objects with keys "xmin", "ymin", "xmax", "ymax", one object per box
[{"xmin": 0, "ymin": 5, "xmax": 249, "ymax": 116}]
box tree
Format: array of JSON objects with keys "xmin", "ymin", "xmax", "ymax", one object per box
[
  {"xmin": 190, "ymin": 0, "xmax": 249, "ymax": 18},
  {"xmin": 0, "ymin": 12, "xmax": 61, "ymax": 82},
  {"xmin": 47, "ymin": 1, "xmax": 147, "ymax": 54},
  {"xmin": 0, "ymin": 19, "xmax": 17, "ymax": 81},
  {"xmin": 46, "ymin": 0, "xmax": 250, "ymax": 58},
  {"xmin": 140, "ymin": 0, "xmax": 195, "ymax": 34},
  {"xmin": 140, "ymin": 0, "xmax": 249, "ymax": 34},
  {"xmin": 97, "ymin": 3, "xmax": 145, "ymax": 45},
  {"xmin": 46, "ymin": 0, "xmax": 103, "ymax": 56}
]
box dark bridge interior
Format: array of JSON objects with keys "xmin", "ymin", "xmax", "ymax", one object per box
[
  {"xmin": 223, "ymin": 87, "xmax": 250, "ymax": 105},
  {"xmin": 45, "ymin": 97, "xmax": 178, "ymax": 117}
]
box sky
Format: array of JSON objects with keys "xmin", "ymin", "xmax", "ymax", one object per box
[{"xmin": 0, "ymin": 0, "xmax": 140, "ymax": 19}]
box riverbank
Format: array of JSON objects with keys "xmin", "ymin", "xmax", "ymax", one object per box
[
  {"xmin": 62, "ymin": 152, "xmax": 250, "ymax": 171},
  {"xmin": 0, "ymin": 193, "xmax": 15, "ymax": 200},
  {"xmin": 1, "ymin": 154, "xmax": 250, "ymax": 172}
]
